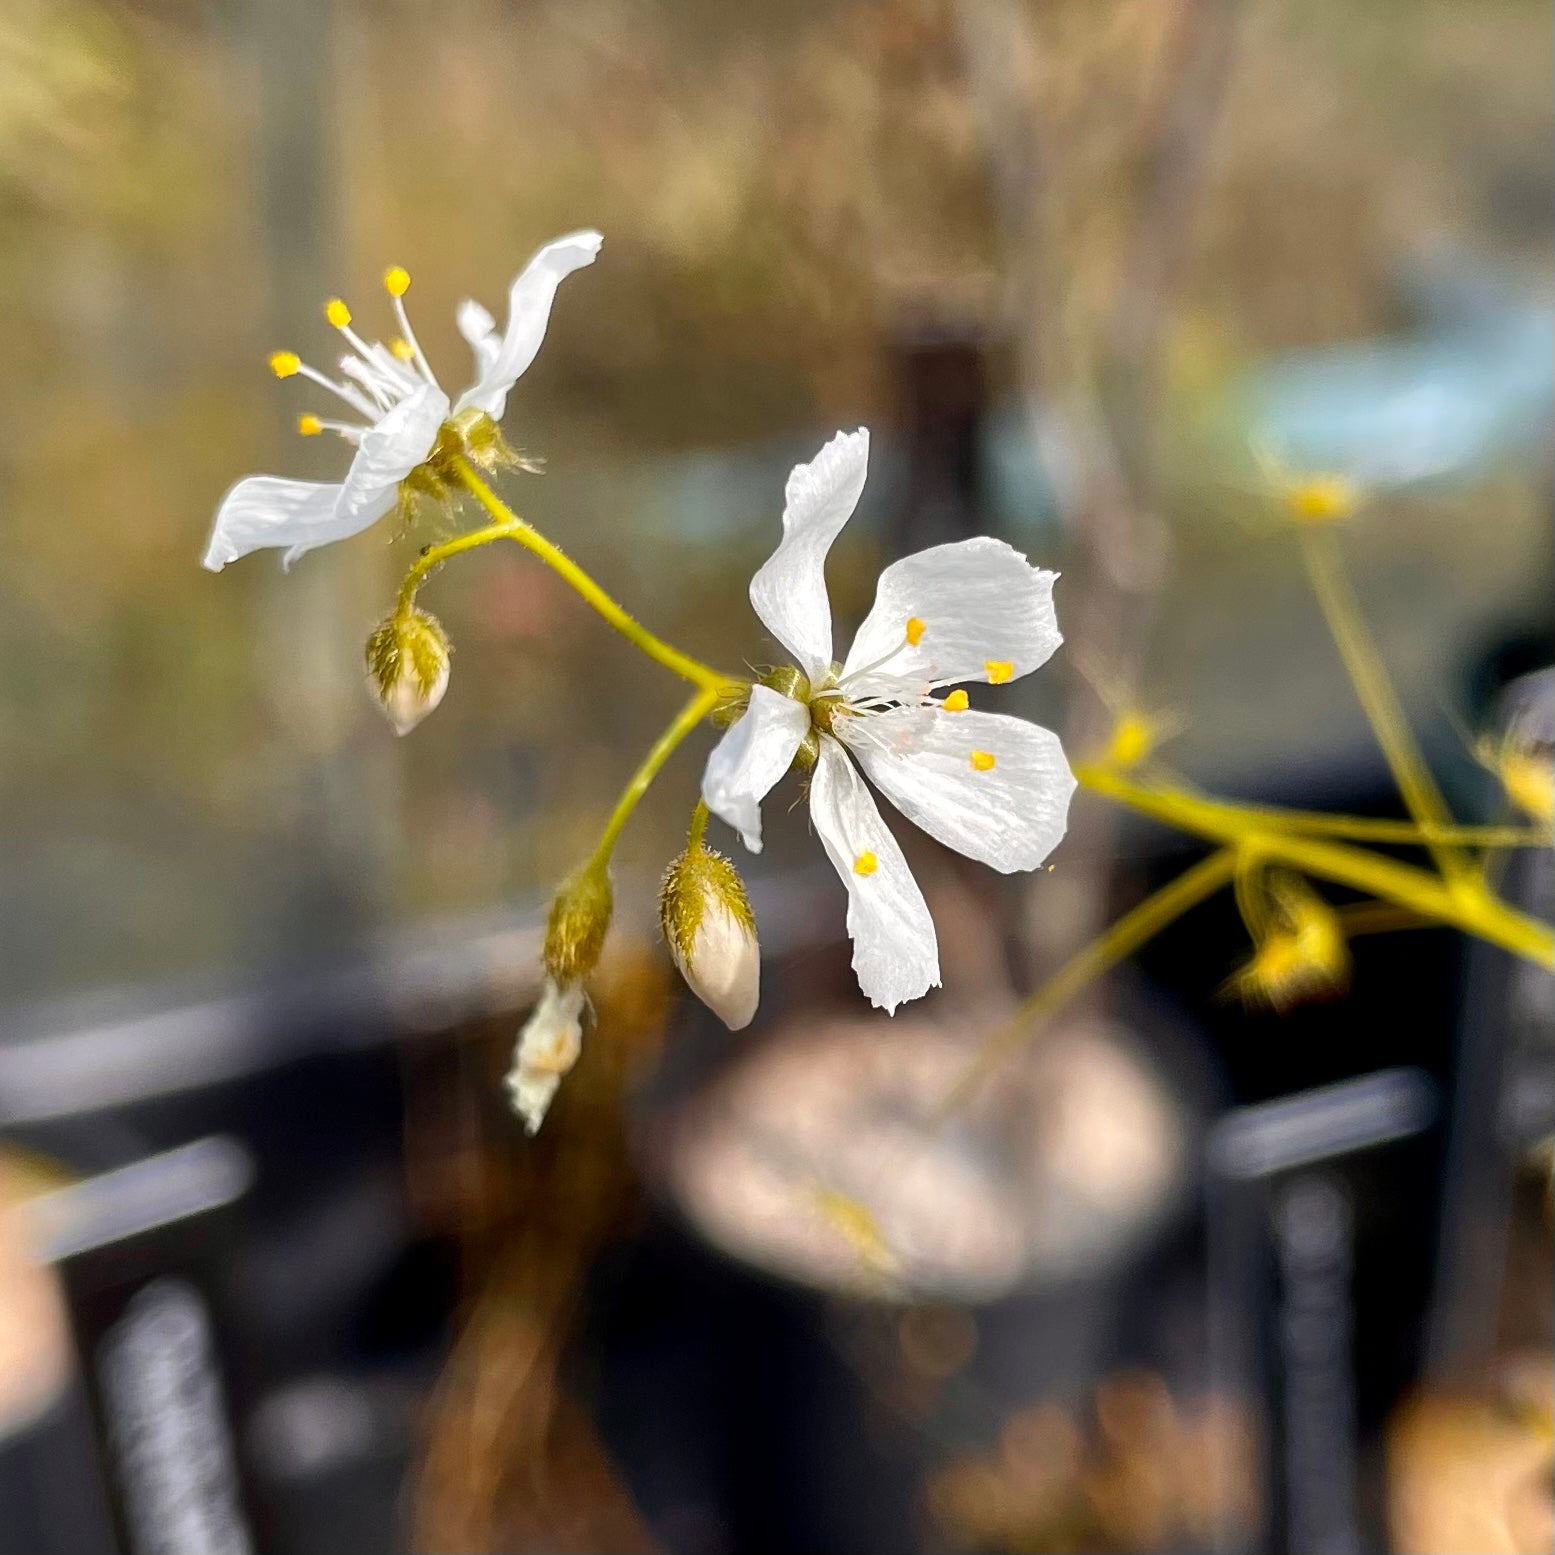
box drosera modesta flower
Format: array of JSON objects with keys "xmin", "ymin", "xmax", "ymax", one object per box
[
  {"xmin": 202, "ymin": 231, "xmax": 602, "ymax": 572},
  {"xmin": 700, "ymin": 428, "xmax": 1077, "ymax": 1014}
]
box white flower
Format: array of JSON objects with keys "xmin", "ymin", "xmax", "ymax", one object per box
[
  {"xmin": 505, "ymin": 977, "xmax": 585, "ymax": 1134},
  {"xmin": 700, "ymin": 428, "xmax": 1076, "ymax": 1014},
  {"xmin": 202, "ymin": 231, "xmax": 603, "ymax": 573}
]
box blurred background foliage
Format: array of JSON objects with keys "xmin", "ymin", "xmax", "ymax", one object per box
[{"xmin": 0, "ymin": 0, "xmax": 1549, "ymax": 1002}]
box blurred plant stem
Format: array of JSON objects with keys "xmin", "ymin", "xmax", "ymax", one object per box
[
  {"xmin": 936, "ymin": 848, "xmax": 1238, "ymax": 1116},
  {"xmin": 1298, "ymin": 526, "xmax": 1474, "ymax": 887}
]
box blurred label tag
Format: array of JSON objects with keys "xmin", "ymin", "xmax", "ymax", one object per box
[
  {"xmin": 1206, "ymin": 1068, "xmax": 1436, "ymax": 1555},
  {"xmin": 29, "ymin": 1137, "xmax": 260, "ymax": 1555}
]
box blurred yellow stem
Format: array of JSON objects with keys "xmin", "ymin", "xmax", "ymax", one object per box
[
  {"xmin": 1179, "ymin": 798, "xmax": 1549, "ymax": 850},
  {"xmin": 1298, "ymin": 527, "xmax": 1472, "ymax": 886},
  {"xmin": 935, "ymin": 849, "xmax": 1238, "ymax": 1117},
  {"xmin": 1079, "ymin": 763, "xmax": 1553, "ymax": 967},
  {"xmin": 588, "ymin": 688, "xmax": 719, "ymax": 872}
]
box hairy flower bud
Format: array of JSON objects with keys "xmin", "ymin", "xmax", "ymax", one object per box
[
  {"xmin": 659, "ymin": 843, "xmax": 759, "ymax": 1030},
  {"xmin": 505, "ymin": 978, "xmax": 585, "ymax": 1134},
  {"xmin": 365, "ymin": 608, "xmax": 450, "ymax": 735},
  {"xmin": 543, "ymin": 866, "xmax": 613, "ymax": 986}
]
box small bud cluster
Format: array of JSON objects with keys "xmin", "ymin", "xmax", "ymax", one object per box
[{"xmin": 365, "ymin": 608, "xmax": 450, "ymax": 735}]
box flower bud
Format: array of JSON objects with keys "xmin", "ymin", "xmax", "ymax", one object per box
[
  {"xmin": 543, "ymin": 866, "xmax": 613, "ymax": 986},
  {"xmin": 365, "ymin": 608, "xmax": 450, "ymax": 735},
  {"xmin": 1229, "ymin": 870, "xmax": 1350, "ymax": 1013},
  {"xmin": 659, "ymin": 843, "xmax": 759, "ymax": 1030},
  {"xmin": 505, "ymin": 977, "xmax": 585, "ymax": 1134}
]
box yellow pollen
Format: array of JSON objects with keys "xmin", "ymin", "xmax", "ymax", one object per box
[
  {"xmin": 269, "ymin": 350, "xmax": 300, "ymax": 379},
  {"xmin": 384, "ymin": 265, "xmax": 411, "ymax": 297},
  {"xmin": 970, "ymin": 750, "xmax": 996, "ymax": 771},
  {"xmin": 905, "ymin": 616, "xmax": 926, "ymax": 646},
  {"xmin": 853, "ymin": 851, "xmax": 878, "ymax": 876},
  {"xmin": 1285, "ymin": 476, "xmax": 1355, "ymax": 524},
  {"xmin": 325, "ymin": 298, "xmax": 352, "ymax": 329},
  {"xmin": 942, "ymin": 689, "xmax": 969, "ymax": 713},
  {"xmin": 390, "ymin": 337, "xmax": 416, "ymax": 362},
  {"xmin": 985, "ymin": 660, "xmax": 1014, "ymax": 684},
  {"xmin": 296, "ymin": 413, "xmax": 323, "ymax": 436}
]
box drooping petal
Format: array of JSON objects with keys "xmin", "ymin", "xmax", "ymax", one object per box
[
  {"xmin": 455, "ymin": 299, "xmax": 500, "ymax": 373},
  {"xmin": 203, "ymin": 476, "xmax": 344, "ymax": 571},
  {"xmin": 748, "ymin": 428, "xmax": 870, "ymax": 682},
  {"xmin": 273, "ymin": 383, "xmax": 448, "ymax": 568},
  {"xmin": 840, "ymin": 537, "xmax": 1060, "ymax": 693},
  {"xmin": 701, "ymin": 685, "xmax": 810, "ymax": 852},
  {"xmin": 809, "ymin": 735, "xmax": 939, "ymax": 1013},
  {"xmin": 453, "ymin": 230, "xmax": 603, "ymax": 420},
  {"xmin": 838, "ymin": 706, "xmax": 1075, "ymax": 873}
]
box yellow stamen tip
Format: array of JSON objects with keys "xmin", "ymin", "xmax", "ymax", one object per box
[
  {"xmin": 905, "ymin": 616, "xmax": 926, "ymax": 646},
  {"xmin": 390, "ymin": 337, "xmax": 416, "ymax": 362},
  {"xmin": 325, "ymin": 298, "xmax": 352, "ymax": 329},
  {"xmin": 985, "ymin": 660, "xmax": 1014, "ymax": 684},
  {"xmin": 853, "ymin": 850, "xmax": 878, "ymax": 876},
  {"xmin": 269, "ymin": 350, "xmax": 301, "ymax": 379},
  {"xmin": 970, "ymin": 750, "xmax": 996, "ymax": 771},
  {"xmin": 296, "ymin": 413, "xmax": 323, "ymax": 436},
  {"xmin": 384, "ymin": 265, "xmax": 411, "ymax": 297},
  {"xmin": 942, "ymin": 689, "xmax": 969, "ymax": 713}
]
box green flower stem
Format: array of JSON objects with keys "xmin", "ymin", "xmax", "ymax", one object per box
[
  {"xmin": 588, "ymin": 688, "xmax": 720, "ymax": 875},
  {"xmin": 394, "ymin": 456, "xmax": 739, "ymax": 697}
]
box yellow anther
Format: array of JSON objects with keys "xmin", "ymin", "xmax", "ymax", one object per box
[
  {"xmin": 383, "ymin": 265, "xmax": 411, "ymax": 297},
  {"xmin": 390, "ymin": 337, "xmax": 416, "ymax": 362},
  {"xmin": 905, "ymin": 616, "xmax": 926, "ymax": 646},
  {"xmin": 985, "ymin": 660, "xmax": 1014, "ymax": 684},
  {"xmin": 970, "ymin": 750, "xmax": 996, "ymax": 771},
  {"xmin": 942, "ymin": 689, "xmax": 969, "ymax": 713},
  {"xmin": 324, "ymin": 298, "xmax": 352, "ymax": 329},
  {"xmin": 269, "ymin": 350, "xmax": 301, "ymax": 379},
  {"xmin": 1285, "ymin": 475, "xmax": 1355, "ymax": 525},
  {"xmin": 296, "ymin": 413, "xmax": 323, "ymax": 437},
  {"xmin": 853, "ymin": 851, "xmax": 878, "ymax": 876}
]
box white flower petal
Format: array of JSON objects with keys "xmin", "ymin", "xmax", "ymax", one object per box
[
  {"xmin": 456, "ymin": 298, "xmax": 500, "ymax": 372},
  {"xmin": 203, "ymin": 477, "xmax": 341, "ymax": 571},
  {"xmin": 701, "ymin": 685, "xmax": 810, "ymax": 853},
  {"xmin": 748, "ymin": 428, "xmax": 870, "ymax": 682},
  {"xmin": 809, "ymin": 735, "xmax": 939, "ymax": 1013},
  {"xmin": 839, "ymin": 706, "xmax": 1075, "ymax": 873},
  {"xmin": 840, "ymin": 537, "xmax": 1060, "ymax": 692},
  {"xmin": 453, "ymin": 230, "xmax": 603, "ymax": 420},
  {"xmin": 271, "ymin": 385, "xmax": 447, "ymax": 569}
]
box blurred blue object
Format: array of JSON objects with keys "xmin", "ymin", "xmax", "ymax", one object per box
[{"xmin": 1246, "ymin": 259, "xmax": 1555, "ymax": 489}]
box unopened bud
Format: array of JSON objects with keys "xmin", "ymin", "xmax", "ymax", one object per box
[
  {"xmin": 543, "ymin": 866, "xmax": 613, "ymax": 985},
  {"xmin": 365, "ymin": 608, "xmax": 450, "ymax": 735},
  {"xmin": 505, "ymin": 978, "xmax": 584, "ymax": 1134},
  {"xmin": 659, "ymin": 843, "xmax": 759, "ymax": 1030}
]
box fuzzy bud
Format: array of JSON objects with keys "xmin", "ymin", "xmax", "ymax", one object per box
[
  {"xmin": 365, "ymin": 608, "xmax": 450, "ymax": 735},
  {"xmin": 543, "ymin": 866, "xmax": 613, "ymax": 986},
  {"xmin": 505, "ymin": 978, "xmax": 585, "ymax": 1134},
  {"xmin": 659, "ymin": 843, "xmax": 760, "ymax": 1031}
]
